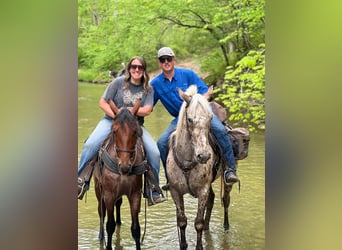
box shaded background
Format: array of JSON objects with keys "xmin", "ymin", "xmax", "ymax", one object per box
[{"xmin": 0, "ymin": 0, "xmax": 342, "ymax": 249}]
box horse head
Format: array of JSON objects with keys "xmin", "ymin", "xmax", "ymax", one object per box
[
  {"xmin": 108, "ymin": 99, "xmax": 141, "ymax": 174},
  {"xmin": 178, "ymin": 86, "xmax": 213, "ymax": 164}
]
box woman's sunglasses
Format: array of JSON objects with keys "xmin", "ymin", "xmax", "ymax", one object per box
[
  {"xmin": 158, "ymin": 56, "xmax": 173, "ymax": 63},
  {"xmin": 130, "ymin": 64, "xmax": 144, "ymax": 71}
]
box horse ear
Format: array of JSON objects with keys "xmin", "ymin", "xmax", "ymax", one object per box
[
  {"xmin": 112, "ymin": 123, "xmax": 119, "ymax": 132},
  {"xmin": 131, "ymin": 99, "xmax": 141, "ymax": 115},
  {"xmin": 109, "ymin": 100, "xmax": 120, "ymax": 115},
  {"xmin": 178, "ymin": 88, "xmax": 191, "ymax": 104},
  {"xmin": 204, "ymin": 86, "xmax": 213, "ymax": 100}
]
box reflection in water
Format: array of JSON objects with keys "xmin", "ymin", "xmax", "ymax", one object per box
[
  {"xmin": 114, "ymin": 226, "xmax": 123, "ymax": 250},
  {"xmin": 78, "ymin": 85, "xmax": 265, "ymax": 249}
]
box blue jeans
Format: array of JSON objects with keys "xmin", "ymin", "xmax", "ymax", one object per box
[
  {"xmin": 157, "ymin": 119, "xmax": 177, "ymax": 182},
  {"xmin": 78, "ymin": 117, "xmax": 161, "ymax": 197},
  {"xmin": 157, "ymin": 115, "xmax": 237, "ymax": 180},
  {"xmin": 78, "ymin": 117, "xmax": 112, "ymax": 176},
  {"xmin": 210, "ymin": 115, "xmax": 237, "ymax": 171}
]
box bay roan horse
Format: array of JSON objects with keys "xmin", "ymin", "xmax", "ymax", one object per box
[
  {"xmin": 167, "ymin": 85, "xmax": 233, "ymax": 250},
  {"xmin": 93, "ymin": 99, "xmax": 146, "ymax": 250}
]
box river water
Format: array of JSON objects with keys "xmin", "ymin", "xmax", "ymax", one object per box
[{"xmin": 78, "ymin": 83, "xmax": 265, "ymax": 249}]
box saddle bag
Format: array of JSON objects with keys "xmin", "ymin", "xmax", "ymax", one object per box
[
  {"xmin": 209, "ymin": 101, "xmax": 250, "ymax": 160},
  {"xmin": 226, "ymin": 125, "xmax": 250, "ymax": 160}
]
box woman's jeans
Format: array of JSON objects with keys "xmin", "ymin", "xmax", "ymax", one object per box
[
  {"xmin": 78, "ymin": 117, "xmax": 112, "ymax": 176},
  {"xmin": 78, "ymin": 117, "xmax": 161, "ymax": 196},
  {"xmin": 157, "ymin": 115, "xmax": 237, "ymax": 181}
]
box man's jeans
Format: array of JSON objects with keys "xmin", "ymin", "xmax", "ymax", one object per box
[
  {"xmin": 78, "ymin": 117, "xmax": 161, "ymax": 194},
  {"xmin": 157, "ymin": 115, "xmax": 237, "ymax": 181}
]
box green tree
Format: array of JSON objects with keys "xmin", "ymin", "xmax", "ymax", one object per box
[
  {"xmin": 78, "ymin": 0, "xmax": 265, "ymax": 130},
  {"xmin": 152, "ymin": 0, "xmax": 265, "ymax": 65},
  {"xmin": 214, "ymin": 44, "xmax": 265, "ymax": 131}
]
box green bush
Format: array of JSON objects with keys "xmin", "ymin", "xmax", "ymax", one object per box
[{"xmin": 214, "ymin": 44, "xmax": 265, "ymax": 131}]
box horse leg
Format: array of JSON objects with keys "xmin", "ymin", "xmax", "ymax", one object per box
[
  {"xmin": 128, "ymin": 193, "xmax": 141, "ymax": 250},
  {"xmin": 98, "ymin": 197, "xmax": 106, "ymax": 242},
  {"xmin": 105, "ymin": 197, "xmax": 116, "ymax": 250},
  {"xmin": 171, "ymin": 191, "xmax": 188, "ymax": 250},
  {"xmin": 222, "ymin": 184, "xmax": 232, "ymax": 230},
  {"xmin": 194, "ymin": 191, "xmax": 209, "ymax": 250},
  {"xmin": 95, "ymin": 178, "xmax": 106, "ymax": 242},
  {"xmin": 115, "ymin": 197, "xmax": 123, "ymax": 225},
  {"xmin": 204, "ymin": 186, "xmax": 215, "ymax": 230}
]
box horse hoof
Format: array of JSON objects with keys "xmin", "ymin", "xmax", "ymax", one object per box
[{"xmin": 180, "ymin": 243, "xmax": 188, "ymax": 250}]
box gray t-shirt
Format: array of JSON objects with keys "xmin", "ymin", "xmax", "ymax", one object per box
[{"xmin": 102, "ymin": 76, "xmax": 154, "ymax": 125}]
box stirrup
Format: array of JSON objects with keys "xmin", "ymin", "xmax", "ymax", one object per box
[
  {"xmin": 223, "ymin": 170, "xmax": 239, "ymax": 185},
  {"xmin": 78, "ymin": 179, "xmax": 89, "ymax": 200},
  {"xmin": 78, "ymin": 183, "xmax": 85, "ymax": 199},
  {"xmin": 223, "ymin": 170, "xmax": 241, "ymax": 193},
  {"xmin": 147, "ymin": 188, "xmax": 155, "ymax": 205}
]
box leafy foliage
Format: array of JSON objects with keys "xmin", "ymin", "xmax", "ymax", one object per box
[
  {"xmin": 78, "ymin": 0, "xmax": 265, "ymax": 130},
  {"xmin": 214, "ymin": 44, "xmax": 265, "ymax": 131}
]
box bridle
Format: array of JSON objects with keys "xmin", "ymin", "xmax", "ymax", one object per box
[{"xmin": 100, "ymin": 130, "xmax": 146, "ymax": 176}]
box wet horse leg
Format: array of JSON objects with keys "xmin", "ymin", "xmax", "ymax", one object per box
[
  {"xmin": 194, "ymin": 191, "xmax": 209, "ymax": 250},
  {"xmin": 105, "ymin": 196, "xmax": 116, "ymax": 250},
  {"xmin": 95, "ymin": 178, "xmax": 106, "ymax": 242},
  {"xmin": 222, "ymin": 184, "xmax": 232, "ymax": 230},
  {"xmin": 98, "ymin": 197, "xmax": 106, "ymax": 242},
  {"xmin": 128, "ymin": 192, "xmax": 141, "ymax": 250},
  {"xmin": 171, "ymin": 191, "xmax": 188, "ymax": 250},
  {"xmin": 115, "ymin": 197, "xmax": 123, "ymax": 225},
  {"xmin": 204, "ymin": 186, "xmax": 215, "ymax": 230}
]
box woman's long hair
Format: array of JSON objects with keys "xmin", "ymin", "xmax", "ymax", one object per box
[{"xmin": 124, "ymin": 56, "xmax": 151, "ymax": 94}]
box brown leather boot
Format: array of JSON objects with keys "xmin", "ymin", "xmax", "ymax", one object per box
[{"xmin": 223, "ymin": 170, "xmax": 239, "ymax": 184}]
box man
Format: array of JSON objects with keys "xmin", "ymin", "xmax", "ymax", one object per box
[{"xmin": 150, "ymin": 47, "xmax": 239, "ymax": 187}]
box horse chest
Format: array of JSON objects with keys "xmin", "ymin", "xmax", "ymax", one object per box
[{"xmin": 168, "ymin": 156, "xmax": 213, "ymax": 193}]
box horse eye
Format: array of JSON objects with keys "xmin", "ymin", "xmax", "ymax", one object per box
[{"xmin": 187, "ymin": 118, "xmax": 193, "ymax": 123}]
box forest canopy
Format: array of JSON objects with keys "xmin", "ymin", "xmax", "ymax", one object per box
[{"xmin": 78, "ymin": 0, "xmax": 265, "ymax": 130}]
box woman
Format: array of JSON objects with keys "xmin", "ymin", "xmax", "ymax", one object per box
[{"xmin": 78, "ymin": 56, "xmax": 165, "ymax": 205}]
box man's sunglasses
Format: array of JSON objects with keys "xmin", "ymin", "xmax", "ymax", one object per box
[
  {"xmin": 158, "ymin": 56, "xmax": 173, "ymax": 63},
  {"xmin": 130, "ymin": 64, "xmax": 144, "ymax": 71}
]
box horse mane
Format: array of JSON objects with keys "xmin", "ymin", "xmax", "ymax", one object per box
[
  {"xmin": 113, "ymin": 108, "xmax": 141, "ymax": 136},
  {"xmin": 174, "ymin": 85, "xmax": 213, "ymax": 145}
]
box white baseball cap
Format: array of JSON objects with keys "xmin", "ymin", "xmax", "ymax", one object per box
[{"xmin": 157, "ymin": 47, "xmax": 175, "ymax": 58}]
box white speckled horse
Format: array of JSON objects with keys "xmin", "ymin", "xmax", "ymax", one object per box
[{"xmin": 167, "ymin": 85, "xmax": 233, "ymax": 250}]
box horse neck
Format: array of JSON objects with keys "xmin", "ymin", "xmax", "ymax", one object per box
[
  {"xmin": 174, "ymin": 104, "xmax": 194, "ymax": 161},
  {"xmin": 134, "ymin": 136, "xmax": 145, "ymax": 163},
  {"xmin": 174, "ymin": 96, "xmax": 213, "ymax": 161}
]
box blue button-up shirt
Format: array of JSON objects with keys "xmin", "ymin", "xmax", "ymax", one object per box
[{"xmin": 151, "ymin": 68, "xmax": 208, "ymax": 119}]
